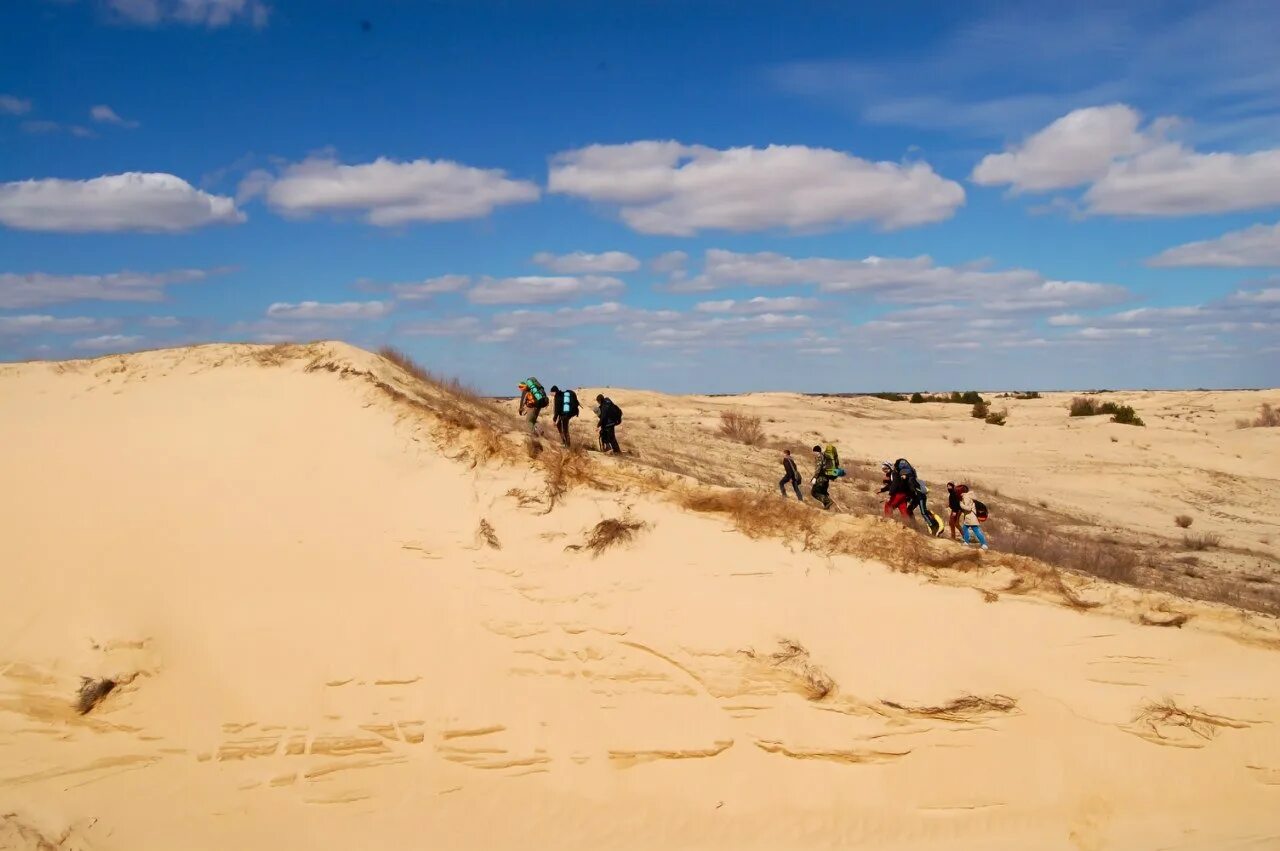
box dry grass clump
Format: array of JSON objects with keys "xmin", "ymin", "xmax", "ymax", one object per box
[
  {"xmin": 565, "ymin": 517, "xmax": 648, "ymax": 556},
  {"xmin": 997, "ymin": 529, "xmax": 1138, "ymax": 585},
  {"xmin": 1174, "ymin": 514, "xmax": 1193, "ymax": 529},
  {"xmin": 678, "ymin": 488, "xmax": 821, "ymax": 543},
  {"xmin": 984, "ymin": 407, "xmax": 1008, "ymax": 426},
  {"xmin": 741, "ymin": 639, "xmax": 835, "ymax": 701},
  {"xmin": 1237, "ymin": 402, "xmax": 1280, "ymax": 428},
  {"xmin": 76, "ymin": 676, "xmax": 117, "ymax": 715},
  {"xmin": 1139, "ymin": 605, "xmax": 1191, "ymax": 628},
  {"xmin": 1131, "ymin": 699, "xmax": 1245, "ymax": 742},
  {"xmin": 882, "ymin": 693, "xmax": 1017, "ymax": 721},
  {"xmin": 1182, "ymin": 532, "xmax": 1222, "ymax": 551},
  {"xmin": 538, "ymin": 446, "xmax": 605, "ymax": 513},
  {"xmin": 718, "ymin": 410, "xmax": 765, "ymax": 446},
  {"xmin": 377, "ymin": 345, "xmax": 484, "ymax": 405},
  {"xmin": 477, "ymin": 519, "xmax": 501, "ymax": 549}
]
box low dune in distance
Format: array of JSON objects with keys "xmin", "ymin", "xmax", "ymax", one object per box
[{"xmin": 2, "ymin": 342, "xmax": 1279, "ymax": 850}]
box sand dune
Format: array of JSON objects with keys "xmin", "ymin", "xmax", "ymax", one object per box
[{"xmin": 2, "ymin": 342, "xmax": 1280, "ymax": 850}]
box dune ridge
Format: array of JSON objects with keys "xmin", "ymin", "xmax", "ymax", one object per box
[{"xmin": 2, "ymin": 341, "xmax": 1279, "ymax": 850}]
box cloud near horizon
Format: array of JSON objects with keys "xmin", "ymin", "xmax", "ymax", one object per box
[{"xmin": 0, "ymin": 173, "xmax": 243, "ymax": 233}]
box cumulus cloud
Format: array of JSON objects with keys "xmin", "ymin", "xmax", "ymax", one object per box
[
  {"xmin": 531, "ymin": 250, "xmax": 640, "ymax": 274},
  {"xmin": 971, "ymin": 104, "xmax": 1154, "ymax": 191},
  {"xmin": 72, "ymin": 334, "xmax": 143, "ymax": 351},
  {"xmin": 0, "ymin": 315, "xmax": 113, "ymax": 336},
  {"xmin": 651, "ymin": 250, "xmax": 688, "ymax": 273},
  {"xmin": 1149, "ymin": 222, "xmax": 1280, "ymax": 267},
  {"xmin": 90, "ymin": 104, "xmax": 139, "ymax": 128},
  {"xmin": 0, "ymin": 267, "xmax": 223, "ymax": 309},
  {"xmin": 467, "ymin": 275, "xmax": 624, "ymax": 305},
  {"xmin": 265, "ymin": 300, "xmax": 391, "ymax": 320},
  {"xmin": 548, "ymin": 141, "xmax": 964, "ymax": 234},
  {"xmin": 106, "ymin": 0, "xmax": 270, "ymax": 28},
  {"xmin": 247, "ymin": 155, "xmax": 539, "ymax": 226},
  {"xmin": 695, "ymin": 296, "xmax": 820, "ymax": 314},
  {"xmin": 0, "ymin": 173, "xmax": 243, "ymax": 233},
  {"xmin": 0, "ymin": 94, "xmax": 32, "ymax": 115},
  {"xmin": 674, "ymin": 249, "xmax": 1128, "ymax": 311},
  {"xmin": 976, "ymin": 104, "xmax": 1280, "ymax": 216}
]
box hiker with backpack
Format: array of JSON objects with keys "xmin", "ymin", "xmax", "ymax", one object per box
[
  {"xmin": 881, "ymin": 460, "xmax": 912, "ymax": 518},
  {"xmin": 517, "ymin": 378, "xmax": 549, "ymax": 435},
  {"xmin": 549, "ymin": 385, "xmax": 579, "ymax": 448},
  {"xmin": 810, "ymin": 444, "xmax": 842, "ymax": 510},
  {"xmin": 897, "ymin": 458, "xmax": 942, "ymax": 537},
  {"xmin": 779, "ymin": 450, "xmax": 803, "ymax": 500},
  {"xmin": 595, "ymin": 394, "xmax": 622, "ymax": 454},
  {"xmin": 956, "ymin": 485, "xmax": 989, "ymax": 550}
]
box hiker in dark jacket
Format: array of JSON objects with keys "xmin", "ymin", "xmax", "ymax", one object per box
[
  {"xmin": 882, "ymin": 460, "xmax": 911, "ymax": 518},
  {"xmin": 779, "ymin": 450, "xmax": 803, "ymax": 500},
  {"xmin": 810, "ymin": 445, "xmax": 833, "ymax": 509},
  {"xmin": 595, "ymin": 394, "xmax": 621, "ymax": 454},
  {"xmin": 946, "ymin": 482, "xmax": 962, "ymax": 540},
  {"xmin": 549, "ymin": 386, "xmax": 576, "ymax": 448}
]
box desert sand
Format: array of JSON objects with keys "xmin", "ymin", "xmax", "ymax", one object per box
[{"xmin": 2, "ymin": 342, "xmax": 1280, "ymax": 851}]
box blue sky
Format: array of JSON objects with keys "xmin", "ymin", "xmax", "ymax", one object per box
[{"xmin": 2, "ymin": 0, "xmax": 1279, "ymax": 393}]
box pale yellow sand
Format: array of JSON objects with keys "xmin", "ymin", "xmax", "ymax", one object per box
[{"xmin": 2, "ymin": 343, "xmax": 1279, "ymax": 850}]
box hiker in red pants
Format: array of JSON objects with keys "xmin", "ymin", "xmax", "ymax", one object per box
[{"xmin": 880, "ymin": 460, "xmax": 911, "ymax": 518}]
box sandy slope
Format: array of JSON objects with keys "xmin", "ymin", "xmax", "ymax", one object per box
[{"xmin": 2, "ymin": 343, "xmax": 1280, "ymax": 851}]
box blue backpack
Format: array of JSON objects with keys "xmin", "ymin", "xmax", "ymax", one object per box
[{"xmin": 560, "ymin": 389, "xmax": 579, "ymax": 418}]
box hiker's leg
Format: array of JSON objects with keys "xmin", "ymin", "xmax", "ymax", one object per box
[
  {"xmin": 962, "ymin": 525, "xmax": 972, "ymax": 544},
  {"xmin": 949, "ymin": 512, "xmax": 960, "ymax": 539},
  {"xmin": 791, "ymin": 479, "xmax": 804, "ymax": 500},
  {"xmin": 526, "ymin": 407, "xmax": 540, "ymax": 434},
  {"xmin": 970, "ymin": 525, "xmax": 988, "ymax": 547},
  {"xmin": 779, "ymin": 474, "xmax": 789, "ymax": 496}
]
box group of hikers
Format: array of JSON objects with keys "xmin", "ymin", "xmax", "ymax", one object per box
[
  {"xmin": 783, "ymin": 446, "xmax": 990, "ymax": 549},
  {"xmin": 516, "ymin": 377, "xmax": 622, "ymax": 454},
  {"xmin": 515, "ymin": 377, "xmax": 988, "ymax": 548}
]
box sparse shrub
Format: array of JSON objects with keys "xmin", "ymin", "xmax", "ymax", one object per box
[
  {"xmin": 1013, "ymin": 391, "xmax": 1041, "ymax": 400},
  {"xmin": 1174, "ymin": 514, "xmax": 1193, "ymax": 529},
  {"xmin": 1182, "ymin": 532, "xmax": 1221, "ymax": 551},
  {"xmin": 1069, "ymin": 396, "xmax": 1144, "ymax": 426},
  {"xmin": 960, "ymin": 390, "xmax": 984, "ymax": 405},
  {"xmin": 952, "ymin": 436, "xmax": 965, "ymax": 444},
  {"xmin": 1110, "ymin": 436, "xmax": 1118, "ymax": 443},
  {"xmin": 1108, "ymin": 404, "xmax": 1145, "ymax": 426},
  {"xmin": 1070, "ymin": 396, "xmax": 1101, "ymax": 417},
  {"xmin": 1237, "ymin": 403, "xmax": 1280, "ymax": 428},
  {"xmin": 971, "ymin": 401, "xmax": 989, "ymax": 419},
  {"xmin": 910, "ymin": 392, "xmax": 925, "ymax": 403},
  {"xmin": 718, "ymin": 410, "xmax": 765, "ymax": 446},
  {"xmin": 985, "ymin": 408, "xmax": 1008, "ymax": 426},
  {"xmin": 869, "ymin": 392, "xmax": 906, "ymax": 402}
]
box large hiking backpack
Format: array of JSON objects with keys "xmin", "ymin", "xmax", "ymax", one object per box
[
  {"xmin": 560, "ymin": 389, "xmax": 579, "ymax": 418},
  {"xmin": 824, "ymin": 445, "xmax": 840, "ymax": 472},
  {"xmin": 895, "ymin": 458, "xmax": 926, "ymax": 495},
  {"xmin": 974, "ymin": 500, "xmax": 989, "ymax": 522},
  {"xmin": 610, "ymin": 400, "xmax": 623, "ymax": 424},
  {"xmin": 525, "ymin": 377, "xmax": 549, "ymax": 409}
]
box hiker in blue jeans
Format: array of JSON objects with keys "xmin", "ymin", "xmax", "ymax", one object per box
[{"xmin": 957, "ymin": 485, "xmax": 988, "ymax": 549}]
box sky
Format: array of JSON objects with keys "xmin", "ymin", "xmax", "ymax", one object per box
[{"xmin": 2, "ymin": 0, "xmax": 1280, "ymax": 393}]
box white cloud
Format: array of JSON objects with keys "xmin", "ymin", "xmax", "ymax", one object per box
[
  {"xmin": 531, "ymin": 250, "xmax": 640, "ymax": 274},
  {"xmin": 1086, "ymin": 144, "xmax": 1280, "ymax": 216},
  {"xmin": 388, "ymin": 274, "xmax": 471, "ymax": 301},
  {"xmin": 249, "ymin": 155, "xmax": 539, "ymax": 226},
  {"xmin": 0, "ymin": 267, "xmax": 223, "ymax": 308},
  {"xmin": 90, "ymin": 104, "xmax": 140, "ymax": 128},
  {"xmin": 0, "ymin": 94, "xmax": 32, "ymax": 115},
  {"xmin": 106, "ymin": 0, "xmax": 269, "ymax": 28},
  {"xmin": 548, "ymin": 141, "xmax": 964, "ymax": 234},
  {"xmin": 143, "ymin": 315, "xmax": 182, "ymax": 328},
  {"xmin": 971, "ymin": 104, "xmax": 1155, "ymax": 191},
  {"xmin": 1076, "ymin": 327, "xmax": 1153, "ymax": 339},
  {"xmin": 1229, "ymin": 287, "xmax": 1280, "ymax": 304},
  {"xmin": 975, "ymin": 104, "xmax": 1280, "ymax": 216},
  {"xmin": 0, "ymin": 173, "xmax": 243, "ymax": 233},
  {"xmin": 72, "ymin": 334, "xmax": 143, "ymax": 351},
  {"xmin": 675, "ymin": 249, "xmax": 1128, "ymax": 311},
  {"xmin": 1149, "ymin": 222, "xmax": 1280, "ymax": 267},
  {"xmin": 695, "ymin": 296, "xmax": 820, "ymax": 314},
  {"xmin": 21, "ymin": 120, "xmax": 61, "ymax": 135},
  {"xmin": 467, "ymin": 275, "xmax": 624, "ymax": 305},
  {"xmin": 265, "ymin": 300, "xmax": 391, "ymax": 320},
  {"xmin": 0, "ymin": 315, "xmax": 113, "ymax": 336},
  {"xmin": 1048, "ymin": 313, "xmax": 1084, "ymax": 326}
]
